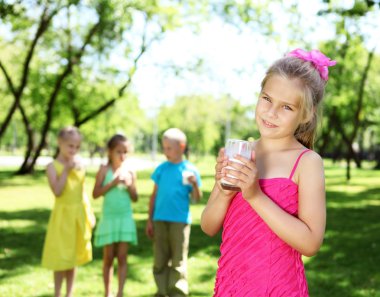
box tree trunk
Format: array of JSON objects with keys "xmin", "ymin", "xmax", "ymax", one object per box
[
  {"xmin": 374, "ymin": 147, "xmax": 380, "ymax": 169},
  {"xmin": 317, "ymin": 123, "xmax": 332, "ymax": 156},
  {"xmin": 16, "ymin": 104, "xmax": 35, "ymax": 174},
  {"xmin": 346, "ymin": 155, "xmax": 351, "ymax": 181}
]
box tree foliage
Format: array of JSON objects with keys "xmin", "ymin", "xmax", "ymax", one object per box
[
  {"xmin": 316, "ymin": 0, "xmax": 380, "ymax": 177},
  {"xmin": 0, "ymin": 0, "xmax": 189, "ymax": 173},
  {"xmin": 157, "ymin": 94, "xmax": 257, "ymax": 155},
  {"xmin": 0, "ymin": 0, "xmax": 279, "ymax": 174}
]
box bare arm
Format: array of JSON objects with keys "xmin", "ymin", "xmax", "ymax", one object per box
[
  {"xmin": 188, "ymin": 175, "xmax": 202, "ymax": 202},
  {"xmin": 201, "ymin": 184, "xmax": 235, "ymax": 236},
  {"xmin": 92, "ymin": 165, "xmax": 118, "ymax": 199},
  {"xmin": 145, "ymin": 184, "xmax": 158, "ymax": 239},
  {"xmin": 147, "ymin": 184, "xmax": 157, "ymax": 221},
  {"xmin": 46, "ymin": 162, "xmax": 72, "ymax": 197},
  {"xmin": 201, "ymin": 149, "xmax": 236, "ymax": 236},
  {"xmin": 225, "ymin": 152, "xmax": 326, "ymax": 257},
  {"xmin": 127, "ymin": 171, "xmax": 138, "ymax": 202}
]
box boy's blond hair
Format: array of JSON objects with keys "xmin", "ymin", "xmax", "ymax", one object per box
[
  {"xmin": 58, "ymin": 126, "xmax": 81, "ymax": 141},
  {"xmin": 163, "ymin": 128, "xmax": 187, "ymax": 144}
]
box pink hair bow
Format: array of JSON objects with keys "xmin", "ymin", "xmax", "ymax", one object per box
[{"xmin": 287, "ymin": 48, "xmax": 337, "ymax": 81}]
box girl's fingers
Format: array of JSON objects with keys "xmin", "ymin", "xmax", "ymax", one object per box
[
  {"xmin": 215, "ymin": 148, "xmax": 228, "ymax": 177},
  {"xmin": 231, "ymin": 154, "xmax": 255, "ymax": 167},
  {"xmin": 223, "ymin": 168, "xmax": 247, "ymax": 181},
  {"xmin": 226, "ymin": 160, "xmax": 254, "ymax": 173},
  {"xmin": 216, "ymin": 153, "xmax": 228, "ymax": 164},
  {"xmin": 223, "ymin": 162, "xmax": 258, "ymax": 183},
  {"xmin": 221, "ymin": 175, "xmax": 240, "ymax": 187}
]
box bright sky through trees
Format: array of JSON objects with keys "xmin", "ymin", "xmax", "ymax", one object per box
[{"xmin": 128, "ymin": 0, "xmax": 336, "ymax": 112}]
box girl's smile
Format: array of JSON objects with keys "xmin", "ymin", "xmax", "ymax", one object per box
[{"xmin": 261, "ymin": 119, "xmax": 278, "ymax": 128}]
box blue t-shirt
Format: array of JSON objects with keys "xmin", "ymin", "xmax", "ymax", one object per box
[{"xmin": 151, "ymin": 160, "xmax": 201, "ymax": 224}]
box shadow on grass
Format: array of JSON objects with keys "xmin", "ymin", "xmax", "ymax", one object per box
[
  {"xmin": 0, "ymin": 169, "xmax": 46, "ymax": 187},
  {"xmin": 306, "ymin": 187, "xmax": 380, "ymax": 297},
  {"xmin": 0, "ymin": 208, "xmax": 49, "ymax": 281}
]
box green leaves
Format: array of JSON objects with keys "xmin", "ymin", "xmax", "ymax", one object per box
[{"xmin": 157, "ymin": 94, "xmax": 256, "ymax": 154}]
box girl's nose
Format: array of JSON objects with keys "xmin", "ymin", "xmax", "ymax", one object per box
[{"xmin": 267, "ymin": 105, "xmax": 279, "ymax": 118}]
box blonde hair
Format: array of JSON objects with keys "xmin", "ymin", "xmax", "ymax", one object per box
[
  {"xmin": 58, "ymin": 126, "xmax": 81, "ymax": 141},
  {"xmin": 261, "ymin": 56, "xmax": 326, "ymax": 149},
  {"xmin": 163, "ymin": 128, "xmax": 187, "ymax": 144}
]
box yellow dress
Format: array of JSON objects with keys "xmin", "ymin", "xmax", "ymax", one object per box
[{"xmin": 41, "ymin": 160, "xmax": 93, "ymax": 271}]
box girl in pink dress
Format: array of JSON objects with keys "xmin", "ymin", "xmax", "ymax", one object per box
[{"xmin": 201, "ymin": 49, "xmax": 336, "ymax": 297}]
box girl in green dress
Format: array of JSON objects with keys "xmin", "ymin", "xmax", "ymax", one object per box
[{"xmin": 93, "ymin": 134, "xmax": 138, "ymax": 297}]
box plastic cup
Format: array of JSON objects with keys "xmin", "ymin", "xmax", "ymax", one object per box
[
  {"xmin": 220, "ymin": 139, "xmax": 253, "ymax": 191},
  {"xmin": 182, "ymin": 171, "xmax": 195, "ymax": 185}
]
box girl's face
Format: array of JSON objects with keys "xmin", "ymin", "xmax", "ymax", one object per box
[
  {"xmin": 255, "ymin": 75, "xmax": 304, "ymax": 140},
  {"xmin": 109, "ymin": 142, "xmax": 128, "ymax": 166},
  {"xmin": 162, "ymin": 138, "xmax": 184, "ymax": 163},
  {"xmin": 58, "ymin": 135, "xmax": 81, "ymax": 161}
]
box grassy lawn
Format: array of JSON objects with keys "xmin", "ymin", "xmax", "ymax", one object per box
[{"xmin": 0, "ymin": 157, "xmax": 379, "ymax": 297}]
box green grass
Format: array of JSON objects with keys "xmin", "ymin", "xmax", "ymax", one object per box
[{"xmin": 0, "ymin": 158, "xmax": 379, "ymax": 297}]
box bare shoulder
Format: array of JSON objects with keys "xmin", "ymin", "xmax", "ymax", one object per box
[
  {"xmin": 45, "ymin": 162, "xmax": 58, "ymax": 185},
  {"xmin": 46, "ymin": 161, "xmax": 56, "ymax": 174},
  {"xmin": 98, "ymin": 164, "xmax": 108, "ymax": 174},
  {"xmin": 46, "ymin": 161, "xmax": 54, "ymax": 168},
  {"xmin": 300, "ymin": 150, "xmax": 324, "ymax": 170},
  {"xmin": 296, "ymin": 150, "xmax": 325, "ymax": 184}
]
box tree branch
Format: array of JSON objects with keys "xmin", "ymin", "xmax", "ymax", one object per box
[
  {"xmin": 118, "ymin": 14, "xmax": 162, "ymax": 97},
  {"xmin": 19, "ymin": 6, "xmax": 58, "ymax": 96},
  {"xmin": 29, "ymin": 20, "xmax": 102, "ymax": 169},
  {"xmin": 0, "ymin": 4, "xmax": 60, "ymax": 139},
  {"xmin": 76, "ymin": 15, "xmax": 161, "ymax": 127},
  {"xmin": 0, "ymin": 60, "xmax": 17, "ymax": 96},
  {"xmin": 75, "ymin": 98, "xmax": 116, "ymax": 127}
]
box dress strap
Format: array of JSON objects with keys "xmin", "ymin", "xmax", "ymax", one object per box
[{"xmin": 288, "ymin": 149, "xmax": 311, "ymax": 180}]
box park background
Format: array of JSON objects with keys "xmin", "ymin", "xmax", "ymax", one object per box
[{"xmin": 0, "ymin": 0, "xmax": 379, "ymax": 296}]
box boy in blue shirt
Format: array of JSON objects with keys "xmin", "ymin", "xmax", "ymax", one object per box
[{"xmin": 146, "ymin": 128, "xmax": 202, "ymax": 297}]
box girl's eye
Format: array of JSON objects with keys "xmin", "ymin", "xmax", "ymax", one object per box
[
  {"xmin": 283, "ymin": 105, "xmax": 293, "ymax": 111},
  {"xmin": 262, "ymin": 96, "xmax": 271, "ymax": 102}
]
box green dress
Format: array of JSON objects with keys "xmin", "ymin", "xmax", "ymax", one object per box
[{"xmin": 94, "ymin": 168, "xmax": 137, "ymax": 247}]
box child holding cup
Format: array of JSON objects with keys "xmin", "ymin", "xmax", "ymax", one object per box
[
  {"xmin": 146, "ymin": 128, "xmax": 202, "ymax": 297},
  {"xmin": 201, "ymin": 48, "xmax": 336, "ymax": 296}
]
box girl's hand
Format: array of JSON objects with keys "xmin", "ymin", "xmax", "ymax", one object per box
[
  {"xmin": 122, "ymin": 172, "xmax": 133, "ymax": 187},
  {"xmin": 215, "ymin": 148, "xmax": 238, "ymax": 198},
  {"xmin": 112, "ymin": 174, "xmax": 123, "ymax": 187},
  {"xmin": 114, "ymin": 170, "xmax": 133, "ymax": 188},
  {"xmin": 221, "ymin": 150, "xmax": 262, "ymax": 200}
]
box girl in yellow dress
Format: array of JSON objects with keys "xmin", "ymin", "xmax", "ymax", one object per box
[{"xmin": 42, "ymin": 126, "xmax": 95, "ymax": 297}]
